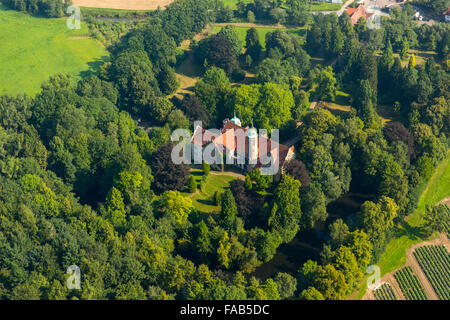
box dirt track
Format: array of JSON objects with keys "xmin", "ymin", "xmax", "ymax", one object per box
[
  {"xmin": 438, "ymin": 196, "xmax": 450, "ymax": 207},
  {"xmin": 72, "ymin": 0, "xmax": 173, "ymax": 10}
]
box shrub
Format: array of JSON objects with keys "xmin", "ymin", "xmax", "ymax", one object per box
[
  {"xmin": 231, "ymin": 69, "xmax": 246, "ymax": 82},
  {"xmin": 188, "ymin": 175, "xmax": 197, "ymax": 193},
  {"xmin": 203, "ymin": 161, "xmax": 210, "ymax": 176},
  {"xmin": 214, "ymin": 191, "xmax": 222, "ymax": 206}
]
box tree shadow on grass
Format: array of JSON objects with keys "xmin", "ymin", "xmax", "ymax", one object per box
[
  {"xmin": 394, "ymin": 221, "xmax": 428, "ymax": 241},
  {"xmin": 196, "ymin": 198, "xmax": 215, "ymax": 206},
  {"xmin": 191, "ymin": 170, "xmax": 204, "ymax": 178},
  {"xmin": 79, "ymin": 56, "xmax": 110, "ymax": 78}
]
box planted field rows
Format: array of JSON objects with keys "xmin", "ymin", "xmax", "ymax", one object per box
[
  {"xmin": 414, "ymin": 245, "xmax": 450, "ymax": 300},
  {"xmin": 444, "ymin": 221, "xmax": 450, "ymax": 237},
  {"xmin": 373, "ymin": 283, "xmax": 397, "ymax": 300},
  {"xmin": 394, "ymin": 266, "xmax": 428, "ymax": 300}
]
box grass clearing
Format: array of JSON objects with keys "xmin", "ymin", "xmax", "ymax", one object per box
[
  {"xmin": 310, "ymin": 2, "xmax": 343, "ymax": 11},
  {"xmin": 221, "ymin": 0, "xmax": 342, "ymax": 11},
  {"xmin": 377, "ymin": 105, "xmax": 395, "ymax": 126},
  {"xmin": 393, "ymin": 50, "xmax": 438, "ymax": 67},
  {"xmin": 0, "ymin": 5, "xmax": 109, "ymax": 96},
  {"xmin": 210, "ymin": 25, "xmax": 306, "ymax": 49},
  {"xmin": 222, "ymin": 0, "xmax": 252, "ymax": 9},
  {"xmin": 182, "ymin": 169, "xmax": 237, "ymax": 213}
]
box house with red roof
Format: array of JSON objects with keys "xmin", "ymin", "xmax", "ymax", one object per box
[
  {"xmin": 347, "ymin": 5, "xmax": 373, "ymax": 25},
  {"xmin": 190, "ymin": 114, "xmax": 295, "ymax": 177}
]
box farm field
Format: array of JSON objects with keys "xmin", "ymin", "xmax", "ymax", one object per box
[
  {"xmin": 0, "ymin": 4, "xmax": 109, "ymax": 96},
  {"xmin": 363, "ymin": 234, "xmax": 449, "ymax": 300},
  {"xmin": 72, "ymin": 0, "xmax": 173, "ymax": 10},
  {"xmin": 414, "ymin": 245, "xmax": 450, "ymax": 300},
  {"xmin": 394, "ymin": 266, "xmax": 428, "ymax": 300},
  {"xmin": 373, "ymin": 283, "xmax": 397, "ymax": 300}
]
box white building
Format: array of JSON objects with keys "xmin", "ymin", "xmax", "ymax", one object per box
[{"xmin": 444, "ymin": 8, "xmax": 450, "ymax": 23}]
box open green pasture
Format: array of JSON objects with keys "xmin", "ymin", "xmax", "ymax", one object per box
[{"xmin": 0, "ymin": 4, "xmax": 109, "ymax": 96}]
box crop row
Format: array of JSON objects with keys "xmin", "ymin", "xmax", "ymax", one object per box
[
  {"xmin": 373, "ymin": 283, "xmax": 397, "ymax": 300},
  {"xmin": 443, "ymin": 221, "xmax": 450, "ymax": 237},
  {"xmin": 414, "ymin": 245, "xmax": 450, "ymax": 300},
  {"xmin": 394, "ymin": 266, "xmax": 427, "ymax": 300}
]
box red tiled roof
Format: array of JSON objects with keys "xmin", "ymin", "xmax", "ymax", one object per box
[
  {"xmin": 214, "ymin": 126, "xmax": 246, "ymax": 153},
  {"xmin": 347, "ymin": 5, "xmax": 372, "ymax": 25},
  {"xmin": 193, "ymin": 120, "xmax": 293, "ymax": 168},
  {"xmin": 444, "ymin": 7, "xmax": 450, "ymax": 15},
  {"xmin": 222, "ymin": 119, "xmax": 248, "ymax": 134},
  {"xmin": 347, "ymin": 7, "xmax": 358, "ymax": 15},
  {"xmin": 254, "ymin": 137, "xmax": 293, "ymax": 170}
]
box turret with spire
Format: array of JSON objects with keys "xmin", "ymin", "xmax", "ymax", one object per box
[
  {"xmin": 247, "ymin": 118, "xmax": 258, "ymax": 165},
  {"xmin": 230, "ymin": 110, "xmax": 241, "ymax": 127}
]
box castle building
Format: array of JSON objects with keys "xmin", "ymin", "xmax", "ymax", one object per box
[{"xmin": 190, "ymin": 115, "xmax": 295, "ymax": 176}]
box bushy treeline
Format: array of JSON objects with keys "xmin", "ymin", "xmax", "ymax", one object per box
[
  {"xmin": 0, "ymin": 0, "xmax": 71, "ymax": 17},
  {"xmin": 212, "ymin": 0, "xmax": 312, "ymax": 26},
  {"xmin": 193, "ymin": 25, "xmax": 310, "ymax": 87},
  {"xmin": 412, "ymin": 0, "xmax": 449, "ymax": 15},
  {"xmin": 291, "ymin": 9, "xmax": 449, "ymax": 299},
  {"xmin": 90, "ymin": 0, "xmax": 214, "ymax": 123}
]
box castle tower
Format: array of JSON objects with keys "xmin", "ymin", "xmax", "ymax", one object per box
[
  {"xmin": 230, "ymin": 110, "xmax": 241, "ymax": 127},
  {"xmin": 247, "ymin": 119, "xmax": 258, "ymax": 166}
]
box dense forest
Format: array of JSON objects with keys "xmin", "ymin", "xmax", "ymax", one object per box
[{"xmin": 0, "ymin": 0, "xmax": 449, "ymax": 300}]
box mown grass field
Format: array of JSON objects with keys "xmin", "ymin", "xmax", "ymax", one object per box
[
  {"xmin": 0, "ymin": 4, "xmax": 109, "ymax": 96},
  {"xmin": 222, "ymin": 0, "xmax": 251, "ymax": 9},
  {"xmin": 222, "ymin": 0, "xmax": 341, "ymax": 11},
  {"xmin": 182, "ymin": 169, "xmax": 237, "ymax": 213},
  {"xmin": 353, "ymin": 149, "xmax": 450, "ymax": 299},
  {"xmin": 310, "ymin": 2, "xmax": 342, "ymax": 11},
  {"xmin": 211, "ymin": 25, "xmax": 306, "ymax": 49}
]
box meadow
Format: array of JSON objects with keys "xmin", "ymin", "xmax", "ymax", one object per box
[
  {"xmin": 182, "ymin": 169, "xmax": 238, "ymax": 213},
  {"xmin": 210, "ymin": 25, "xmax": 306, "ymax": 48},
  {"xmin": 0, "ymin": 4, "xmax": 109, "ymax": 96},
  {"xmin": 222, "ymin": 0, "xmax": 251, "ymax": 9},
  {"xmin": 221, "ymin": 0, "xmax": 342, "ymax": 11},
  {"xmin": 310, "ymin": 2, "xmax": 342, "ymax": 11}
]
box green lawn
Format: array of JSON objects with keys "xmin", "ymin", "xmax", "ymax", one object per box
[
  {"xmin": 0, "ymin": 4, "xmax": 109, "ymax": 96},
  {"xmin": 222, "ymin": 0, "xmax": 341, "ymax": 11},
  {"xmin": 353, "ymin": 149, "xmax": 450, "ymax": 299},
  {"xmin": 310, "ymin": 2, "xmax": 343, "ymax": 11},
  {"xmin": 211, "ymin": 25, "xmax": 306, "ymax": 49},
  {"xmin": 222, "ymin": 0, "xmax": 252, "ymax": 9},
  {"xmin": 182, "ymin": 169, "xmax": 237, "ymax": 213}
]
